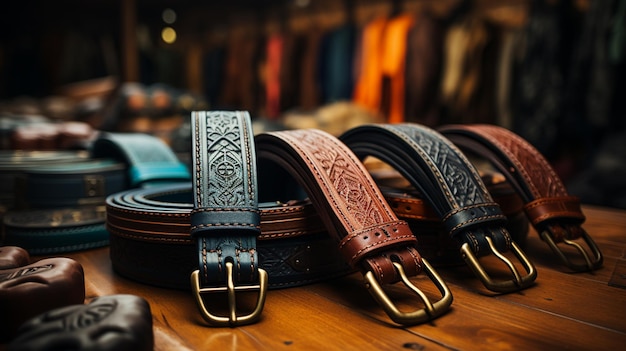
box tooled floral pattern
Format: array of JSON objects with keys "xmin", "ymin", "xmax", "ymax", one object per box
[
  {"xmin": 476, "ymin": 125, "xmax": 567, "ymax": 197},
  {"xmin": 64, "ymin": 300, "xmax": 117, "ymax": 331},
  {"xmin": 393, "ymin": 124, "xmax": 491, "ymax": 208},
  {"xmin": 203, "ymin": 112, "xmax": 250, "ymax": 207},
  {"xmin": 291, "ymin": 130, "xmax": 385, "ymax": 228}
]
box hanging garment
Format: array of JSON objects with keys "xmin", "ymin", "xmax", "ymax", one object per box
[
  {"xmin": 220, "ymin": 30, "xmax": 262, "ymax": 113},
  {"xmin": 352, "ymin": 17, "xmax": 388, "ymax": 115},
  {"xmin": 299, "ymin": 28, "xmax": 325, "ymax": 111},
  {"xmin": 265, "ymin": 34, "xmax": 284, "ymax": 119},
  {"xmin": 319, "ymin": 23, "xmax": 356, "ymax": 104},
  {"xmin": 380, "ymin": 14, "xmax": 415, "ymax": 123},
  {"xmin": 404, "ymin": 12, "xmax": 444, "ymax": 126},
  {"xmin": 510, "ymin": 1, "xmax": 565, "ymax": 158},
  {"xmin": 279, "ymin": 32, "xmax": 304, "ymax": 112},
  {"xmin": 440, "ymin": 16, "xmax": 494, "ymax": 124}
]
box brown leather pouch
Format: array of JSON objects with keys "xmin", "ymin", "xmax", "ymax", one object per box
[
  {"xmin": 0, "ymin": 255, "xmax": 85, "ymax": 341},
  {"xmin": 0, "ymin": 246, "xmax": 30, "ymax": 270}
]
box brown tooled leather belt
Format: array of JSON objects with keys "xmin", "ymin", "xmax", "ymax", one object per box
[
  {"xmin": 439, "ymin": 124, "xmax": 603, "ymax": 271},
  {"xmin": 340, "ymin": 123, "xmax": 536, "ymax": 293},
  {"xmin": 256, "ymin": 128, "xmax": 452, "ymax": 325}
]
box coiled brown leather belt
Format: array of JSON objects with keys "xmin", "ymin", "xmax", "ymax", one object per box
[
  {"xmin": 439, "ymin": 124, "xmax": 603, "ymax": 271},
  {"xmin": 256, "ymin": 128, "xmax": 452, "ymax": 325},
  {"xmin": 340, "ymin": 124, "xmax": 536, "ymax": 293}
]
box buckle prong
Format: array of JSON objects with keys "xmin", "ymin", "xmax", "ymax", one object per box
[
  {"xmin": 540, "ymin": 229, "xmax": 603, "ymax": 271},
  {"xmin": 191, "ymin": 261, "xmax": 268, "ymax": 327},
  {"xmin": 364, "ymin": 259, "xmax": 452, "ymax": 325},
  {"xmin": 461, "ymin": 237, "xmax": 536, "ymax": 293}
]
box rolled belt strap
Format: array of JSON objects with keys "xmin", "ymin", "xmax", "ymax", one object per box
[
  {"xmin": 0, "ymin": 151, "xmax": 92, "ymax": 210},
  {"xmin": 91, "ymin": 132, "xmax": 190, "ymax": 187},
  {"xmin": 340, "ymin": 123, "xmax": 536, "ymax": 293},
  {"xmin": 106, "ymin": 183, "xmax": 351, "ymax": 290},
  {"xmin": 439, "ymin": 124, "xmax": 603, "ymax": 271},
  {"xmin": 255, "ymin": 128, "xmax": 452, "ymax": 325}
]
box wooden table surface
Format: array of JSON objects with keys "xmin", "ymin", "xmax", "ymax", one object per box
[{"xmin": 4, "ymin": 205, "xmax": 626, "ymax": 350}]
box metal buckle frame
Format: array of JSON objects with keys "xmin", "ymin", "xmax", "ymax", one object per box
[
  {"xmin": 364, "ymin": 259, "xmax": 452, "ymax": 325},
  {"xmin": 461, "ymin": 237, "xmax": 536, "ymax": 293},
  {"xmin": 190, "ymin": 262, "xmax": 268, "ymax": 327},
  {"xmin": 540, "ymin": 229, "xmax": 603, "ymax": 272}
]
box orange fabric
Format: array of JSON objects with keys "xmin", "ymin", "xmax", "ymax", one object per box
[
  {"xmin": 353, "ymin": 15, "xmax": 415, "ymax": 123},
  {"xmin": 352, "ymin": 17, "xmax": 387, "ymax": 115},
  {"xmin": 381, "ymin": 14, "xmax": 415, "ymax": 124}
]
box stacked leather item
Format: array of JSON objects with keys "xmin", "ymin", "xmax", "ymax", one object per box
[
  {"xmin": 0, "ymin": 246, "xmax": 85, "ymax": 342},
  {"xmin": 1, "ymin": 132, "xmax": 190, "ymax": 254},
  {"xmin": 1, "ymin": 245, "xmax": 154, "ymax": 350}
]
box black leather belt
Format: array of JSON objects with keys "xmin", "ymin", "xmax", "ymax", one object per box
[
  {"xmin": 189, "ymin": 111, "xmax": 265, "ymax": 326},
  {"xmin": 375, "ymin": 170, "xmax": 530, "ymax": 267},
  {"xmin": 106, "ymin": 183, "xmax": 351, "ymax": 290},
  {"xmin": 2, "ymin": 133, "xmax": 190, "ymax": 254},
  {"xmin": 439, "ymin": 124, "xmax": 603, "ymax": 271},
  {"xmin": 340, "ymin": 123, "xmax": 536, "ymax": 293},
  {"xmin": 256, "ymin": 128, "xmax": 452, "ymax": 325}
]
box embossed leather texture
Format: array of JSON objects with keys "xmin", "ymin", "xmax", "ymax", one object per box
[
  {"xmin": 0, "ymin": 256, "xmax": 85, "ymax": 341},
  {"xmin": 340, "ymin": 124, "xmax": 536, "ymax": 293},
  {"xmin": 255, "ymin": 128, "xmax": 452, "ymax": 325},
  {"xmin": 91, "ymin": 132, "xmax": 190, "ymax": 187},
  {"xmin": 106, "ymin": 183, "xmax": 350, "ymax": 289},
  {"xmin": 370, "ymin": 163, "xmax": 530, "ymax": 267},
  {"xmin": 8, "ymin": 294, "xmax": 153, "ymax": 351},
  {"xmin": 189, "ymin": 111, "xmax": 268, "ymax": 326},
  {"xmin": 439, "ymin": 124, "xmax": 603, "ymax": 271}
]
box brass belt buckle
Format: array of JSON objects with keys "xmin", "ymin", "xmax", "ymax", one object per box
[
  {"xmin": 461, "ymin": 237, "xmax": 537, "ymax": 293},
  {"xmin": 364, "ymin": 259, "xmax": 452, "ymax": 325},
  {"xmin": 190, "ymin": 262, "xmax": 268, "ymax": 327},
  {"xmin": 540, "ymin": 229, "xmax": 603, "ymax": 271}
]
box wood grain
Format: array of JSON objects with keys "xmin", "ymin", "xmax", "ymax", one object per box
[{"xmin": 2, "ymin": 205, "xmax": 624, "ymax": 350}]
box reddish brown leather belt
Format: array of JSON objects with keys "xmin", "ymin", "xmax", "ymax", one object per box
[
  {"xmin": 340, "ymin": 123, "xmax": 536, "ymax": 292},
  {"xmin": 255, "ymin": 128, "xmax": 452, "ymax": 325},
  {"xmin": 439, "ymin": 124, "xmax": 603, "ymax": 271}
]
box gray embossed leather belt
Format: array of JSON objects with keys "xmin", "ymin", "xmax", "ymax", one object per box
[
  {"xmin": 340, "ymin": 123, "xmax": 536, "ymax": 293},
  {"xmin": 439, "ymin": 124, "xmax": 602, "ymax": 271},
  {"xmin": 256, "ymin": 128, "xmax": 452, "ymax": 325}
]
